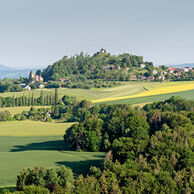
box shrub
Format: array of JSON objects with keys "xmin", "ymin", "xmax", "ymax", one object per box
[{"xmin": 16, "ymin": 166, "xmax": 74, "ymax": 192}]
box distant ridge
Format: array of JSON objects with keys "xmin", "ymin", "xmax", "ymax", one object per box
[
  {"xmin": 166, "ymin": 63, "xmax": 194, "ymax": 68},
  {"xmin": 0, "ymin": 64, "xmax": 13, "ymax": 70},
  {"xmin": 0, "ymin": 66, "xmax": 37, "ymax": 79}
]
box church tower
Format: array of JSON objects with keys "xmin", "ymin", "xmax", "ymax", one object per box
[{"xmin": 29, "ymin": 71, "xmax": 35, "ymax": 82}]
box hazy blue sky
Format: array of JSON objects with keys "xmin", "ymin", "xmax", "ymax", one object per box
[{"xmin": 0, "ymin": 0, "xmax": 194, "ymax": 68}]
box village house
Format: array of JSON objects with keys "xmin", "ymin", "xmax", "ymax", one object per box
[
  {"xmin": 183, "ymin": 67, "xmax": 191, "ymax": 72},
  {"xmin": 140, "ymin": 76, "xmax": 147, "ymax": 80},
  {"xmin": 140, "ymin": 64, "xmax": 146, "ymax": 68},
  {"xmin": 20, "ymin": 84, "xmax": 31, "ymax": 91},
  {"xmin": 130, "ymin": 75, "xmax": 137, "ymax": 80},
  {"xmin": 175, "ymin": 72, "xmax": 182, "ymax": 78},
  {"xmin": 158, "ymin": 75, "xmax": 165, "ymax": 80},
  {"xmin": 35, "ymin": 83, "xmax": 44, "ymax": 89},
  {"xmin": 153, "ymin": 69, "xmax": 158, "ymax": 75},
  {"xmin": 147, "ymin": 76, "xmax": 155, "ymax": 81},
  {"xmin": 168, "ymin": 67, "xmax": 175, "ymax": 73},
  {"xmin": 25, "ymin": 85, "xmax": 31, "ymax": 90},
  {"xmin": 35, "ymin": 75, "xmax": 44, "ymax": 82}
]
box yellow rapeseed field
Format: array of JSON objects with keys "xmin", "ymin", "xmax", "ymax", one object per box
[{"xmin": 92, "ymin": 82, "xmax": 194, "ymax": 103}]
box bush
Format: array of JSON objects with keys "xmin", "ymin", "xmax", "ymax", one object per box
[
  {"xmin": 0, "ymin": 110, "xmax": 12, "ymax": 121},
  {"xmin": 23, "ymin": 186, "xmax": 49, "ymax": 194},
  {"xmin": 16, "ymin": 166, "xmax": 74, "ymax": 192}
]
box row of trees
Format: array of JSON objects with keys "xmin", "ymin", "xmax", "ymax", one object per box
[
  {"xmin": 0, "ymin": 95, "xmax": 91, "ymax": 122},
  {"xmin": 0, "ymin": 89, "xmax": 59, "ymax": 108}
]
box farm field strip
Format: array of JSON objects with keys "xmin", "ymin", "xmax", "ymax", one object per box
[
  {"xmin": 93, "ymin": 89, "xmax": 194, "ymax": 105},
  {"xmin": 92, "ymin": 82, "xmax": 194, "ymax": 103}
]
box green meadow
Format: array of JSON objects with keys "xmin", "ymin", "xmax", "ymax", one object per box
[{"xmin": 0, "ymin": 121, "xmax": 105, "ymax": 187}]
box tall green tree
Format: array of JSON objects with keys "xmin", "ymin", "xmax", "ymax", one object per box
[{"xmin": 54, "ymin": 88, "xmax": 59, "ymax": 105}]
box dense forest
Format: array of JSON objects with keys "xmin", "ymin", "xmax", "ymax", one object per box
[{"xmin": 2, "ymin": 96, "xmax": 194, "ymax": 193}]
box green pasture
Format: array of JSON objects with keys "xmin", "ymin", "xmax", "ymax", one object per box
[
  {"xmin": 0, "ymin": 120, "xmax": 105, "ymax": 187},
  {"xmin": 0, "ymin": 136, "xmax": 105, "ymax": 186}
]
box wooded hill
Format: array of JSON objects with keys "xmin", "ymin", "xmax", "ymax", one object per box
[{"xmin": 41, "ymin": 49, "xmax": 154, "ymax": 82}]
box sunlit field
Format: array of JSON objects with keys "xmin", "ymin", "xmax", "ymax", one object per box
[{"xmin": 0, "ymin": 120, "xmax": 74, "ymax": 136}]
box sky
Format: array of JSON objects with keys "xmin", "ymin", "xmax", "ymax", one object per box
[{"xmin": 0, "ymin": 0, "xmax": 194, "ymax": 69}]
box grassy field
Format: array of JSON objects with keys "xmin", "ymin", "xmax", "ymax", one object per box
[
  {"xmin": 1, "ymin": 81, "xmax": 193, "ymax": 102},
  {"xmin": 0, "ymin": 121, "xmax": 74, "ymax": 136},
  {"xmin": 0, "ymin": 121, "xmax": 105, "ymax": 187}
]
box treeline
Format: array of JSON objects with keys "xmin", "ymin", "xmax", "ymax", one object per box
[
  {"xmin": 46, "ymin": 79, "xmax": 120, "ymax": 89},
  {"xmin": 0, "ymin": 95, "xmax": 92, "ymax": 122},
  {"xmin": 143, "ymin": 95, "xmax": 194, "ymax": 112},
  {"xmin": 61, "ymin": 96, "xmax": 193, "ymax": 193},
  {"xmin": 0, "ymin": 107, "xmax": 52, "ymax": 122},
  {"xmin": 2, "ymin": 96, "xmax": 194, "ymax": 193},
  {"xmin": 41, "ymin": 49, "xmax": 154, "ymax": 82},
  {"xmin": 0, "ymin": 77, "xmax": 28, "ymax": 93},
  {"xmin": 0, "ymin": 89, "xmax": 59, "ymax": 108},
  {"xmin": 64, "ymin": 96, "xmax": 194, "ymax": 152}
]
